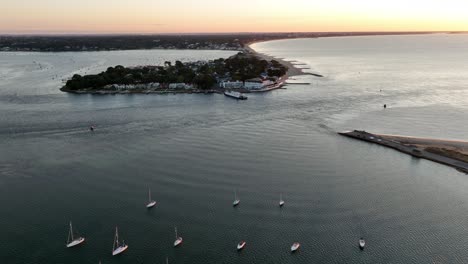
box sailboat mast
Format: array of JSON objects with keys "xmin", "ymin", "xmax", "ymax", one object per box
[
  {"xmin": 234, "ymin": 190, "xmax": 237, "ymax": 200},
  {"xmin": 113, "ymin": 226, "xmax": 119, "ymax": 251},
  {"xmin": 148, "ymin": 188, "xmax": 151, "ymax": 202},
  {"xmin": 69, "ymin": 221, "xmax": 74, "ymax": 241},
  {"xmin": 175, "ymin": 227, "xmax": 178, "ymax": 239}
]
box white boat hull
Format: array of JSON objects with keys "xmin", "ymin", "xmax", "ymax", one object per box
[
  {"xmin": 66, "ymin": 237, "xmax": 85, "ymax": 248},
  {"xmin": 237, "ymin": 242, "xmax": 246, "ymax": 250},
  {"xmin": 233, "ymin": 200, "xmax": 240, "ymax": 206},
  {"xmin": 174, "ymin": 237, "xmax": 183, "ymax": 247},
  {"xmin": 359, "ymin": 240, "xmax": 365, "ymax": 249},
  {"xmin": 279, "ymin": 201, "xmax": 285, "ymax": 207},
  {"xmin": 224, "ymin": 91, "xmax": 248, "ymax": 100},
  {"xmin": 146, "ymin": 201, "xmax": 157, "ymax": 208},
  {"xmin": 112, "ymin": 245, "xmax": 128, "ymax": 256},
  {"xmin": 291, "ymin": 243, "xmax": 300, "ymax": 252}
]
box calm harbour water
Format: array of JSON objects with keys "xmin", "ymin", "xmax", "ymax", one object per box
[{"xmin": 2, "ymin": 34, "xmax": 468, "ymax": 263}]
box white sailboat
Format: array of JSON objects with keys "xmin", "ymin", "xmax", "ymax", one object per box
[
  {"xmin": 291, "ymin": 242, "xmax": 300, "ymax": 252},
  {"xmin": 173, "ymin": 227, "xmax": 183, "ymax": 247},
  {"xmin": 112, "ymin": 226, "xmax": 128, "ymax": 256},
  {"xmin": 359, "ymin": 238, "xmax": 366, "ymax": 250},
  {"xmin": 146, "ymin": 188, "xmax": 157, "ymax": 208},
  {"xmin": 279, "ymin": 193, "xmax": 285, "ymax": 207},
  {"xmin": 237, "ymin": 241, "xmax": 246, "ymax": 250},
  {"xmin": 66, "ymin": 221, "xmax": 85, "ymax": 248},
  {"xmin": 233, "ymin": 190, "xmax": 240, "ymax": 207}
]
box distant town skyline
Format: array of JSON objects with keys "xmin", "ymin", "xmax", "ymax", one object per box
[{"xmin": 2, "ymin": 0, "xmax": 468, "ymax": 34}]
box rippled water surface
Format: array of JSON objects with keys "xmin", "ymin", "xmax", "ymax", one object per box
[{"xmin": 2, "ymin": 35, "xmax": 468, "ymax": 263}]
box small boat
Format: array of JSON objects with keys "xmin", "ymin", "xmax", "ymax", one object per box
[
  {"xmin": 89, "ymin": 126, "xmax": 95, "ymax": 131},
  {"xmin": 112, "ymin": 226, "xmax": 128, "ymax": 256},
  {"xmin": 237, "ymin": 241, "xmax": 246, "ymax": 250},
  {"xmin": 66, "ymin": 221, "xmax": 85, "ymax": 248},
  {"xmin": 146, "ymin": 188, "xmax": 157, "ymax": 208},
  {"xmin": 173, "ymin": 227, "xmax": 183, "ymax": 247},
  {"xmin": 233, "ymin": 190, "xmax": 240, "ymax": 207},
  {"xmin": 359, "ymin": 238, "xmax": 366, "ymax": 250},
  {"xmin": 279, "ymin": 193, "xmax": 285, "ymax": 207},
  {"xmin": 224, "ymin": 90, "xmax": 248, "ymax": 100},
  {"xmin": 291, "ymin": 242, "xmax": 300, "ymax": 252}
]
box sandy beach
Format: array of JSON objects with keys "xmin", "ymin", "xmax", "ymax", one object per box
[
  {"xmin": 244, "ymin": 42, "xmax": 313, "ymax": 78},
  {"xmin": 379, "ymin": 135, "xmax": 468, "ymax": 153},
  {"xmin": 378, "ymin": 134, "xmax": 468, "ymax": 163}
]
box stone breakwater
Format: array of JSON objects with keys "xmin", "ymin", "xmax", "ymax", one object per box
[{"xmin": 339, "ymin": 130, "xmax": 468, "ymax": 174}]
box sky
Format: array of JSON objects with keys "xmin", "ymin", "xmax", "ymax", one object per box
[{"xmin": 1, "ymin": 0, "xmax": 468, "ymax": 34}]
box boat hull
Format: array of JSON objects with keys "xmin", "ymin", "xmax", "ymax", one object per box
[
  {"xmin": 359, "ymin": 240, "xmax": 365, "ymax": 250},
  {"xmin": 66, "ymin": 237, "xmax": 85, "ymax": 248},
  {"xmin": 291, "ymin": 243, "xmax": 300, "ymax": 252},
  {"xmin": 146, "ymin": 201, "xmax": 157, "ymax": 208},
  {"xmin": 112, "ymin": 245, "xmax": 128, "ymax": 256},
  {"xmin": 174, "ymin": 238, "xmax": 183, "ymax": 247},
  {"xmin": 237, "ymin": 242, "xmax": 246, "ymax": 250},
  {"xmin": 233, "ymin": 200, "xmax": 240, "ymax": 206},
  {"xmin": 224, "ymin": 92, "xmax": 248, "ymax": 100}
]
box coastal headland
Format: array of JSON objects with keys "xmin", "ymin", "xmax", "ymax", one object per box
[
  {"xmin": 339, "ymin": 130, "xmax": 468, "ymax": 174},
  {"xmin": 60, "ymin": 48, "xmax": 303, "ymax": 94}
]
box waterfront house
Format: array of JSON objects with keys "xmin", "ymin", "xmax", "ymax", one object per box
[
  {"xmin": 169, "ymin": 83, "xmax": 192, "ymax": 89},
  {"xmin": 244, "ymin": 78, "xmax": 264, "ymax": 90},
  {"xmin": 220, "ymin": 81, "xmax": 243, "ymax": 89}
]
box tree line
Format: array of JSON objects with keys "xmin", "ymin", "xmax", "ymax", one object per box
[{"xmin": 63, "ymin": 53, "xmax": 288, "ymax": 91}]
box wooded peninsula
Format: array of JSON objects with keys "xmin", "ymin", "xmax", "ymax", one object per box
[{"xmin": 61, "ymin": 52, "xmax": 288, "ymax": 94}]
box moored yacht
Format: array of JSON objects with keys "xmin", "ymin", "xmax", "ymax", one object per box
[
  {"xmin": 173, "ymin": 227, "xmax": 183, "ymax": 247},
  {"xmin": 279, "ymin": 193, "xmax": 285, "ymax": 207},
  {"xmin": 66, "ymin": 221, "xmax": 85, "ymax": 248},
  {"xmin": 359, "ymin": 238, "xmax": 366, "ymax": 250},
  {"xmin": 237, "ymin": 241, "xmax": 246, "ymax": 250},
  {"xmin": 112, "ymin": 226, "xmax": 128, "ymax": 256},
  {"xmin": 233, "ymin": 190, "xmax": 240, "ymax": 207},
  {"xmin": 291, "ymin": 242, "xmax": 300, "ymax": 252},
  {"xmin": 146, "ymin": 188, "xmax": 157, "ymax": 208}
]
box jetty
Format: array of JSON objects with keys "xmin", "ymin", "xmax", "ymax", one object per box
[{"xmin": 339, "ymin": 130, "xmax": 468, "ymax": 174}]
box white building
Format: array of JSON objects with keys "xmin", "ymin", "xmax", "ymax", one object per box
[
  {"xmin": 244, "ymin": 81, "xmax": 263, "ymax": 90},
  {"xmin": 169, "ymin": 83, "xmax": 193, "ymax": 89},
  {"xmin": 220, "ymin": 81, "xmax": 243, "ymax": 89},
  {"xmin": 109, "ymin": 84, "xmax": 135, "ymax": 90},
  {"xmin": 105, "ymin": 82, "xmax": 160, "ymax": 90}
]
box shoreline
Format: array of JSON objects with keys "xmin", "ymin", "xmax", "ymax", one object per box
[
  {"xmin": 60, "ymin": 88, "xmax": 222, "ymax": 95},
  {"xmin": 62, "ymin": 36, "xmax": 334, "ymax": 95},
  {"xmin": 61, "ymin": 46, "xmax": 294, "ymax": 95},
  {"xmin": 1, "ymin": 31, "xmax": 441, "ymax": 53},
  {"xmin": 339, "ymin": 130, "xmax": 468, "ymax": 174},
  {"xmin": 244, "ymin": 42, "xmax": 315, "ymax": 78}
]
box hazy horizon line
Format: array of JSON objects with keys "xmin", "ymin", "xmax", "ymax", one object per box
[{"xmin": 1, "ymin": 30, "xmax": 466, "ymax": 37}]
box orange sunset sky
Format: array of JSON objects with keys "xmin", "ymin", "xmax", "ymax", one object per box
[{"xmin": 1, "ymin": 0, "xmax": 468, "ymax": 34}]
